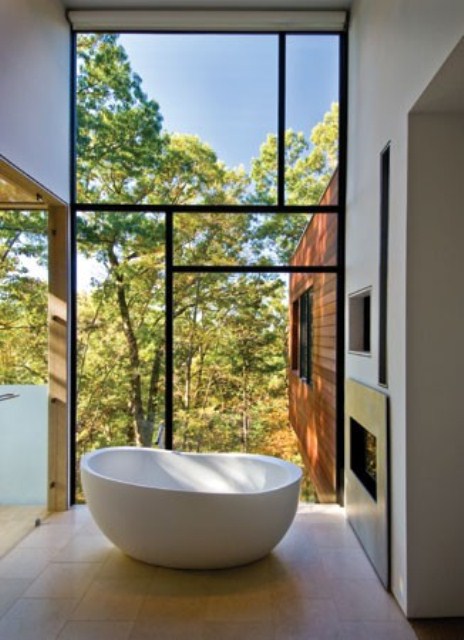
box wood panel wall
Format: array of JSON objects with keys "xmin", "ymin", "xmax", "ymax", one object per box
[
  {"xmin": 48, "ymin": 205, "xmax": 69, "ymax": 511},
  {"xmin": 289, "ymin": 170, "xmax": 338, "ymax": 502}
]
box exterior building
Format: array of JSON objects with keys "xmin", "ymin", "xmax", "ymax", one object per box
[{"xmin": 289, "ymin": 170, "xmax": 338, "ymax": 502}]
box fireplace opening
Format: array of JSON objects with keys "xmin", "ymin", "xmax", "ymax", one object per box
[{"xmin": 350, "ymin": 418, "xmax": 377, "ymax": 500}]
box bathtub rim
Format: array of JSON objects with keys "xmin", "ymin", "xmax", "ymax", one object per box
[{"xmin": 81, "ymin": 446, "xmax": 302, "ymax": 497}]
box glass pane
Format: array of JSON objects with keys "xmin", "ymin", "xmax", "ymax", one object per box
[
  {"xmin": 76, "ymin": 33, "xmax": 278, "ymax": 205},
  {"xmin": 173, "ymin": 272, "xmax": 316, "ymax": 500},
  {"xmin": 0, "ymin": 211, "xmax": 48, "ymax": 530},
  {"xmin": 76, "ymin": 211, "xmax": 165, "ymax": 501},
  {"xmin": 174, "ymin": 211, "xmax": 337, "ymax": 266},
  {"xmin": 285, "ymin": 35, "xmax": 340, "ymax": 205}
]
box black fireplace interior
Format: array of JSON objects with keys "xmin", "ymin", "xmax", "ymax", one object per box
[{"xmin": 350, "ymin": 417, "xmax": 377, "ymax": 500}]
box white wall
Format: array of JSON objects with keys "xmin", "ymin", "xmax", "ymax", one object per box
[
  {"xmin": 347, "ymin": 0, "xmax": 464, "ymax": 616},
  {"xmin": 0, "ymin": 386, "xmax": 48, "ymax": 505},
  {"xmin": 0, "ymin": 0, "xmax": 70, "ymax": 201},
  {"xmin": 407, "ymin": 112, "xmax": 464, "ymax": 617}
]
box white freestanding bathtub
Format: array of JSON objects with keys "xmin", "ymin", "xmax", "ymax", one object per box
[{"xmin": 81, "ymin": 447, "xmax": 302, "ymax": 569}]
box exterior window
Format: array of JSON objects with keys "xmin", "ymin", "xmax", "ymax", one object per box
[
  {"xmin": 299, "ymin": 288, "xmax": 313, "ymax": 384},
  {"xmin": 291, "ymin": 300, "xmax": 299, "ymax": 370},
  {"xmin": 70, "ymin": 30, "xmax": 345, "ymax": 503}
]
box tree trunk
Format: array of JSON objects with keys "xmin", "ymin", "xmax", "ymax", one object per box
[{"xmin": 107, "ymin": 245, "xmax": 145, "ymax": 445}]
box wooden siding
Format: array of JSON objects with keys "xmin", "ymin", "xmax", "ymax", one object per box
[{"xmin": 289, "ymin": 170, "xmax": 338, "ymax": 502}]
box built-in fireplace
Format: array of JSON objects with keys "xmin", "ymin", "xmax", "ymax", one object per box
[
  {"xmin": 345, "ymin": 379, "xmax": 389, "ymax": 588},
  {"xmin": 350, "ymin": 418, "xmax": 377, "ymax": 500}
]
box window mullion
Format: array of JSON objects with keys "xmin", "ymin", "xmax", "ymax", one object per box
[
  {"xmin": 165, "ymin": 211, "xmax": 173, "ymax": 449},
  {"xmin": 278, "ymin": 33, "xmax": 286, "ymax": 208}
]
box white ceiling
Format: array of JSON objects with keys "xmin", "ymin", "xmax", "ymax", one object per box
[{"xmin": 62, "ymin": 0, "xmax": 351, "ymax": 10}]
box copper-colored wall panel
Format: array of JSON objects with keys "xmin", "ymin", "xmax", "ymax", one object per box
[{"xmin": 289, "ymin": 170, "xmax": 338, "ymax": 502}]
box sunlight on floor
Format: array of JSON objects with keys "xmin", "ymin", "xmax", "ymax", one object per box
[
  {"xmin": 0, "ymin": 506, "xmax": 48, "ymax": 559},
  {"xmin": 0, "ymin": 503, "xmax": 424, "ymax": 640}
]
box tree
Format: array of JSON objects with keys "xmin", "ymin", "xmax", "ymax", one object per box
[
  {"xmin": 250, "ymin": 102, "xmax": 339, "ymax": 206},
  {"xmin": 248, "ymin": 103, "xmax": 339, "ymax": 263},
  {"xmin": 74, "ymin": 34, "xmax": 327, "ymax": 502},
  {"xmin": 77, "ymin": 212, "xmax": 165, "ymax": 449},
  {"xmin": 77, "ymin": 34, "xmax": 164, "ymax": 203},
  {"xmin": 76, "ymin": 34, "xmax": 249, "ymax": 453},
  {"xmin": 137, "ymin": 133, "xmax": 249, "ymax": 206},
  {"xmin": 173, "ymin": 273, "xmax": 289, "ymax": 454},
  {"xmin": 0, "ymin": 211, "xmax": 48, "ymax": 384}
]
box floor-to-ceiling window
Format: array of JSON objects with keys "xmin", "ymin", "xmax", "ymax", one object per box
[{"xmin": 72, "ymin": 30, "xmax": 345, "ymax": 502}]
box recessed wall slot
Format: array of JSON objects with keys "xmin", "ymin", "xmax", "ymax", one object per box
[{"xmin": 349, "ymin": 288, "xmax": 371, "ymax": 354}]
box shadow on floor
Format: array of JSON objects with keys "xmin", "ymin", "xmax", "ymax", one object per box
[{"xmin": 411, "ymin": 619, "xmax": 464, "ymax": 640}]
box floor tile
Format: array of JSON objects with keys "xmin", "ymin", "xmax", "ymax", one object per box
[
  {"xmin": 129, "ymin": 619, "xmax": 203, "ymax": 640},
  {"xmin": 0, "ymin": 504, "xmax": 426, "ymax": 640},
  {"xmin": 70, "ymin": 577, "xmax": 151, "ymax": 620},
  {"xmin": 0, "ymin": 579, "xmax": 31, "ymax": 617},
  {"xmin": 0, "ymin": 547, "xmax": 56, "ymax": 580},
  {"xmin": 57, "ymin": 620, "xmax": 134, "ymax": 640},
  {"xmin": 332, "ymin": 577, "xmax": 405, "ymax": 622},
  {"xmin": 322, "ymin": 547, "xmax": 379, "ymax": 582},
  {"xmin": 274, "ymin": 597, "xmax": 343, "ymax": 639},
  {"xmin": 308, "ymin": 522, "xmax": 360, "ymax": 549},
  {"xmin": 137, "ymin": 594, "xmax": 207, "ymax": 622},
  {"xmin": 147, "ymin": 567, "xmax": 212, "ymax": 598},
  {"xmin": 17, "ymin": 524, "xmax": 75, "ymax": 551},
  {"xmin": 270, "ymin": 554, "xmax": 333, "ymax": 600},
  {"xmin": 23, "ymin": 562, "xmax": 100, "ymax": 598},
  {"xmin": 77, "ymin": 519, "xmax": 108, "ymax": 536},
  {"xmin": 0, "ymin": 597, "xmax": 78, "ymax": 640},
  {"xmin": 341, "ymin": 621, "xmax": 418, "ymax": 640},
  {"xmin": 296, "ymin": 503, "xmax": 346, "ymax": 523},
  {"xmin": 205, "ymin": 590, "xmax": 272, "ymax": 622},
  {"xmin": 97, "ymin": 549, "xmax": 158, "ymax": 580},
  {"xmin": 46, "ymin": 506, "xmax": 92, "ymax": 527},
  {"xmin": 52, "ymin": 535, "xmax": 113, "ymax": 563},
  {"xmin": 202, "ymin": 620, "xmax": 275, "ymax": 640}
]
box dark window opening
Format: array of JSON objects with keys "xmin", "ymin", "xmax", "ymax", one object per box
[
  {"xmin": 291, "ymin": 299, "xmax": 299, "ymax": 370},
  {"xmin": 299, "ymin": 288, "xmax": 313, "ymax": 384}
]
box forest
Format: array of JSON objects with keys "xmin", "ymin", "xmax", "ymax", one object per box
[{"xmin": 0, "ymin": 34, "xmax": 338, "ymax": 500}]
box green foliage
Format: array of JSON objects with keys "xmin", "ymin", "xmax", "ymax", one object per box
[
  {"xmin": 77, "ymin": 211, "xmax": 165, "ymax": 452},
  {"xmin": 0, "ymin": 212, "xmax": 48, "ymax": 384},
  {"xmin": 250, "ymin": 103, "xmax": 339, "ymax": 206},
  {"xmin": 1, "ymin": 35, "xmax": 339, "ymax": 502},
  {"xmin": 77, "ymin": 34, "xmax": 164, "ymax": 203},
  {"xmin": 173, "ymin": 274, "xmax": 289, "ymax": 454},
  {"xmin": 146, "ymin": 133, "xmax": 249, "ymax": 205},
  {"xmin": 74, "ymin": 35, "xmax": 338, "ymax": 502}
]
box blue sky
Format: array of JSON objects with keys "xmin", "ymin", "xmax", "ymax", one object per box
[{"xmin": 120, "ymin": 34, "xmax": 339, "ymax": 170}]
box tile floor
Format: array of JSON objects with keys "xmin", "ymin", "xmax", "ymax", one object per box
[
  {"xmin": 0, "ymin": 506, "xmax": 48, "ymax": 558},
  {"xmin": 0, "ymin": 503, "xmax": 420, "ymax": 640}
]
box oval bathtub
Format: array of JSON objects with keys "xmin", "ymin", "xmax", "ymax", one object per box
[{"xmin": 81, "ymin": 447, "xmax": 302, "ymax": 569}]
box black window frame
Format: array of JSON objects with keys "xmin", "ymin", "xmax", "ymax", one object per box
[{"xmin": 69, "ymin": 28, "xmax": 348, "ymax": 504}]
